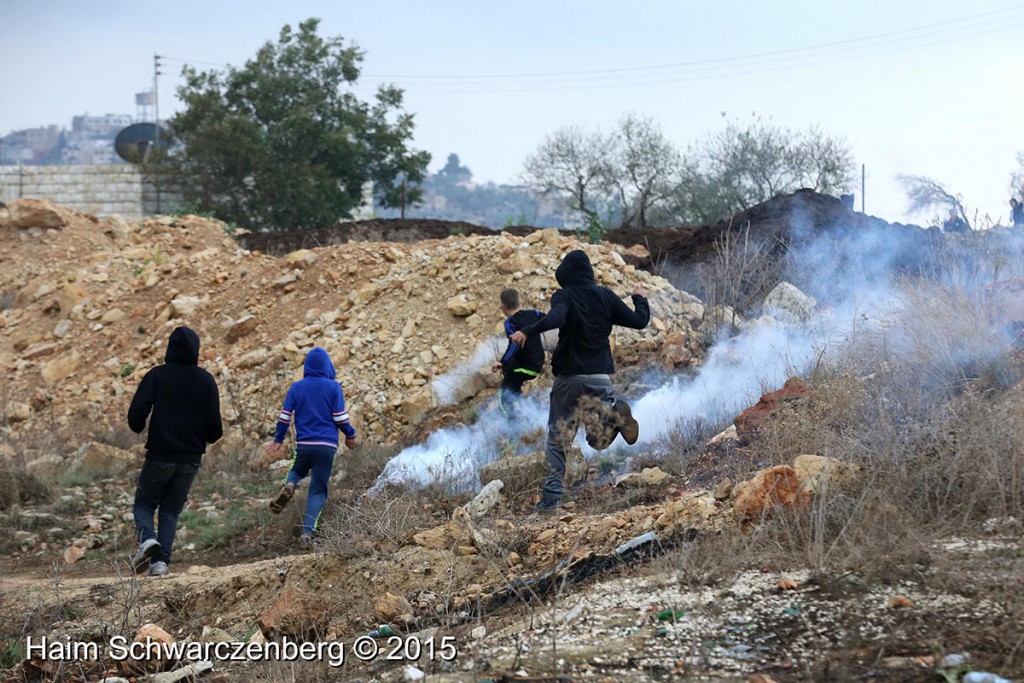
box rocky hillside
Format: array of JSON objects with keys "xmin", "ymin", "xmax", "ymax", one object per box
[{"xmin": 0, "ymin": 199, "xmax": 705, "ymax": 468}]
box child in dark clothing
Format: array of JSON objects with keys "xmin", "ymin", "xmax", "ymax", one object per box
[
  {"xmin": 127, "ymin": 326, "xmax": 223, "ymax": 576},
  {"xmin": 491, "ymin": 288, "xmax": 545, "ymax": 417},
  {"xmin": 264, "ymin": 347, "xmax": 357, "ymax": 544}
]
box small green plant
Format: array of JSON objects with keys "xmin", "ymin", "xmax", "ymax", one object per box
[
  {"xmin": 119, "ymin": 362, "xmax": 135, "ymax": 378},
  {"xmin": 585, "ymin": 212, "xmax": 604, "ymax": 244},
  {"xmin": 0, "ymin": 638, "xmax": 25, "ymax": 670}
]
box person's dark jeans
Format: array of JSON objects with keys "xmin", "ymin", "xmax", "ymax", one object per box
[
  {"xmin": 541, "ymin": 374, "xmax": 615, "ymax": 506},
  {"xmin": 133, "ymin": 459, "xmax": 199, "ymax": 565},
  {"xmin": 498, "ymin": 371, "xmax": 533, "ymax": 418}
]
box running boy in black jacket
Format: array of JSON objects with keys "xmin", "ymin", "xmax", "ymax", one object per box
[
  {"xmin": 510, "ymin": 250, "xmax": 649, "ymax": 511},
  {"xmin": 491, "ymin": 288, "xmax": 545, "ymax": 417},
  {"xmin": 127, "ymin": 326, "xmax": 222, "ymax": 575}
]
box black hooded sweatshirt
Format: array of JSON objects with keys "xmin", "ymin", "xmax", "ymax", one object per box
[
  {"xmin": 127, "ymin": 326, "xmax": 223, "ymax": 463},
  {"xmin": 521, "ymin": 250, "xmax": 650, "ymax": 376}
]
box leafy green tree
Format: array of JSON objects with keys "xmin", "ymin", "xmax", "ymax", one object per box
[{"xmin": 162, "ymin": 18, "xmax": 430, "ymax": 231}]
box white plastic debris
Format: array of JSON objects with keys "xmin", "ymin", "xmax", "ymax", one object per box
[
  {"xmin": 403, "ymin": 665, "xmax": 425, "ymax": 681},
  {"xmin": 962, "ymin": 673, "xmax": 1012, "ymax": 683}
]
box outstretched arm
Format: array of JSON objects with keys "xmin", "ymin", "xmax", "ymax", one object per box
[{"xmin": 610, "ymin": 285, "xmax": 651, "ymax": 329}]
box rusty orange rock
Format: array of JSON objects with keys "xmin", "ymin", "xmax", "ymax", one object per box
[{"xmin": 733, "ymin": 465, "xmax": 806, "ymax": 523}]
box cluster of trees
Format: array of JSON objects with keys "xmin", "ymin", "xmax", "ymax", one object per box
[
  {"xmin": 160, "ymin": 19, "xmax": 430, "ymax": 232},
  {"xmin": 522, "ymin": 113, "xmax": 856, "ymax": 228}
]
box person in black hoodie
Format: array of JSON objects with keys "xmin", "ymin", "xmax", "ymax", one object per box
[
  {"xmin": 510, "ymin": 249, "xmax": 649, "ymax": 511},
  {"xmin": 491, "ymin": 288, "xmax": 545, "ymax": 417},
  {"xmin": 127, "ymin": 326, "xmax": 222, "ymax": 575}
]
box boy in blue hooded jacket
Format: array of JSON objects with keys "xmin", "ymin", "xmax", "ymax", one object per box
[{"xmin": 264, "ymin": 347, "xmax": 357, "ymax": 543}]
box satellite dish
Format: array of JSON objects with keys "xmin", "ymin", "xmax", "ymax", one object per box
[{"xmin": 114, "ymin": 123, "xmax": 168, "ymax": 163}]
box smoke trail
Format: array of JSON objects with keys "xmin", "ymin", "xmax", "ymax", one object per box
[
  {"xmin": 429, "ymin": 337, "xmax": 503, "ymax": 406},
  {"xmin": 376, "ymin": 207, "xmax": 1024, "ymax": 491}
]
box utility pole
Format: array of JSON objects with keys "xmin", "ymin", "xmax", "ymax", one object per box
[
  {"xmin": 153, "ymin": 53, "xmax": 163, "ymax": 213},
  {"xmin": 861, "ymin": 163, "xmax": 865, "ymax": 213}
]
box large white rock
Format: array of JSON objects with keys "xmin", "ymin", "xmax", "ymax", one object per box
[{"xmin": 763, "ymin": 282, "xmax": 815, "ymax": 324}]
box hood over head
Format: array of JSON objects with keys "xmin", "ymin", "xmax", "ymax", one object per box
[
  {"xmin": 555, "ymin": 249, "xmax": 596, "ymax": 287},
  {"xmin": 303, "ymin": 347, "xmax": 336, "ymax": 379},
  {"xmin": 165, "ymin": 326, "xmax": 200, "ymax": 365}
]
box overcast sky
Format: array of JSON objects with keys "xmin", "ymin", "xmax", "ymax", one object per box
[{"xmin": 2, "ymin": 0, "xmax": 1023, "ymax": 225}]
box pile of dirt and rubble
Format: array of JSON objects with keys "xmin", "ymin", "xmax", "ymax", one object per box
[
  {"xmin": 0, "ymin": 199, "xmax": 706, "ymax": 468},
  {"xmin": 606, "ymin": 189, "xmax": 940, "ymax": 296}
]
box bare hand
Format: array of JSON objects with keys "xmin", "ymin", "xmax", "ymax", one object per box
[
  {"xmin": 509, "ymin": 331, "xmax": 527, "ymax": 346},
  {"xmin": 264, "ymin": 441, "xmax": 282, "ymax": 456},
  {"xmin": 491, "ymin": 362, "xmax": 503, "ymax": 373},
  {"xmin": 633, "ymin": 285, "xmax": 647, "ymax": 298},
  {"xmin": 345, "ymin": 436, "xmax": 358, "ymax": 450}
]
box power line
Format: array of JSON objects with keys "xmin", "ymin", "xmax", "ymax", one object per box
[
  {"xmin": 352, "ymin": 18, "xmax": 1024, "ymax": 95},
  {"xmin": 363, "ymin": 3, "xmax": 1024, "ymax": 80}
]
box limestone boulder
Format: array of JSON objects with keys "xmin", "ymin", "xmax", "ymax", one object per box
[
  {"xmin": 446, "ymin": 294, "xmax": 476, "ymax": 317},
  {"xmin": 656, "ymin": 493, "xmax": 720, "ymax": 533},
  {"xmin": 40, "ymin": 349, "xmax": 82, "ymax": 385},
  {"xmin": 762, "ymin": 282, "xmax": 816, "ymax": 324},
  {"xmin": 792, "ymin": 454, "xmax": 861, "ymax": 494},
  {"xmin": 225, "ymin": 314, "xmax": 258, "ymax": 344},
  {"xmin": 7, "ymin": 198, "xmax": 67, "ymax": 230},
  {"xmin": 374, "ymin": 592, "xmax": 413, "ymax": 621},
  {"xmin": 284, "ymin": 249, "xmax": 318, "ymax": 268}
]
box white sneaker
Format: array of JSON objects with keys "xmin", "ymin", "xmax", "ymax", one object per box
[
  {"xmin": 148, "ymin": 561, "xmax": 169, "ymax": 576},
  {"xmin": 132, "ymin": 539, "xmax": 161, "ymax": 572}
]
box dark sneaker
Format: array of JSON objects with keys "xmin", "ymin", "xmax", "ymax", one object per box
[
  {"xmin": 534, "ymin": 500, "xmax": 562, "ymax": 515},
  {"xmin": 613, "ymin": 399, "xmax": 639, "ymax": 445},
  {"xmin": 269, "ymin": 483, "xmax": 295, "ymax": 514},
  {"xmin": 148, "ymin": 561, "xmax": 169, "ymax": 577},
  {"xmin": 132, "ymin": 538, "xmax": 160, "ymax": 572}
]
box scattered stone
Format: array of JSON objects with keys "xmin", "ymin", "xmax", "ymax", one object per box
[
  {"xmin": 147, "ymin": 661, "xmax": 215, "ymax": 683},
  {"xmin": 224, "ymin": 315, "xmax": 258, "ymax": 344},
  {"xmin": 640, "ymin": 466, "xmax": 669, "ymax": 486},
  {"xmin": 63, "ymin": 545, "xmax": 85, "ymax": 564},
  {"xmin": 375, "ymin": 592, "xmax": 413, "ymax": 621},
  {"xmin": 887, "ymin": 595, "xmax": 915, "ymax": 609},
  {"xmin": 170, "ymin": 296, "xmax": 203, "ymax": 318},
  {"xmin": 40, "ymin": 349, "xmax": 82, "ymax": 385},
  {"xmin": 792, "ymin": 454, "xmax": 861, "ymax": 494},
  {"xmin": 284, "ymin": 249, "xmax": 318, "ymax": 268},
  {"xmin": 466, "ymin": 479, "xmax": 504, "ymax": 519},
  {"xmin": 446, "ymin": 294, "xmax": 476, "ymax": 317}
]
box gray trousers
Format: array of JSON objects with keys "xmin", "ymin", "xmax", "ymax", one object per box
[{"xmin": 542, "ymin": 374, "xmax": 616, "ymax": 505}]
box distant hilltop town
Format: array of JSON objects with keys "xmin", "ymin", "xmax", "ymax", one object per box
[{"xmin": 0, "ymin": 113, "xmax": 133, "ymax": 166}]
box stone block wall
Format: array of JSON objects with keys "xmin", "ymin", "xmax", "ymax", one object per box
[{"xmin": 0, "ymin": 165, "xmax": 178, "ymax": 220}]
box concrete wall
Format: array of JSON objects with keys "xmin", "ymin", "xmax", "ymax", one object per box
[{"xmin": 0, "ymin": 165, "xmax": 177, "ymax": 221}]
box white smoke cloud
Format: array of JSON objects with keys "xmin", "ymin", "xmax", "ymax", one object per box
[
  {"xmin": 376, "ymin": 214, "xmax": 1024, "ymax": 491},
  {"xmin": 429, "ymin": 337, "xmax": 503, "ymax": 406}
]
